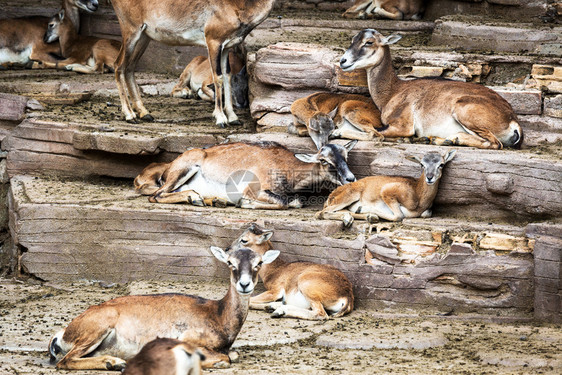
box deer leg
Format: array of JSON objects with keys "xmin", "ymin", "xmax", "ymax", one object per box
[
  {"xmin": 378, "ymin": 193, "xmax": 405, "ymax": 221},
  {"xmin": 150, "ymin": 189, "xmax": 205, "ymax": 206},
  {"xmin": 271, "ymin": 300, "xmax": 329, "ymax": 321},
  {"xmin": 238, "ymin": 190, "xmax": 288, "ymax": 210},
  {"xmin": 115, "ymin": 24, "xmax": 149, "ymax": 123},
  {"xmin": 150, "ymin": 165, "xmax": 201, "ymax": 202},
  {"xmin": 250, "ymin": 289, "xmax": 284, "ymax": 310},
  {"xmin": 342, "ymin": 0, "xmax": 371, "ymax": 18},
  {"xmin": 199, "ymin": 79, "xmax": 215, "ymax": 101},
  {"xmin": 220, "ymin": 46, "xmax": 241, "ymax": 126},
  {"xmin": 197, "ymin": 348, "xmax": 232, "ymax": 369},
  {"xmin": 55, "ymin": 329, "xmax": 126, "ymax": 371},
  {"xmin": 206, "ymin": 39, "xmax": 228, "ymax": 128},
  {"xmin": 171, "ymin": 65, "xmax": 195, "ymax": 99},
  {"xmin": 125, "ymin": 33, "xmax": 152, "ymax": 121},
  {"xmin": 375, "ymin": 6, "xmax": 404, "ymax": 19}
]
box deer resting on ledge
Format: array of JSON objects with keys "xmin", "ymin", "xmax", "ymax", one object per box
[
  {"xmin": 340, "ymin": 29, "xmax": 523, "ymax": 149},
  {"xmin": 317, "ymin": 150, "xmax": 456, "ymax": 226},
  {"xmin": 134, "ymin": 141, "xmax": 357, "ymax": 209}
]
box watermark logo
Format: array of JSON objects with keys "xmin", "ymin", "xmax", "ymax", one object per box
[{"xmin": 226, "ymin": 170, "xmax": 261, "ymax": 203}]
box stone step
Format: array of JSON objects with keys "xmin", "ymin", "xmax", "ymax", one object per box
[
  {"xmin": 3, "ymin": 114, "xmax": 561, "ymax": 221},
  {"xmin": 10, "ymin": 173, "xmax": 557, "ymax": 319}
]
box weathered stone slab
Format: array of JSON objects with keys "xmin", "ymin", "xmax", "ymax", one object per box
[
  {"xmin": 545, "ymin": 95, "xmax": 562, "ymax": 118},
  {"xmin": 0, "ymin": 93, "xmax": 28, "ymax": 122},
  {"xmin": 493, "ymin": 88, "xmax": 542, "ymax": 115},
  {"xmin": 431, "ymin": 17, "xmax": 562, "ymax": 56}
]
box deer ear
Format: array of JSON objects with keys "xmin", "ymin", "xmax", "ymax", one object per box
[
  {"xmin": 262, "ymin": 250, "xmax": 280, "ymax": 264},
  {"xmin": 381, "ymin": 33, "xmax": 402, "ymax": 46},
  {"xmin": 58, "ymin": 9, "xmax": 65, "ymax": 21},
  {"xmin": 295, "ymin": 153, "xmax": 318, "ymax": 163},
  {"xmin": 327, "ymin": 106, "xmax": 338, "ymax": 119},
  {"xmin": 406, "ymin": 155, "xmax": 421, "ymax": 164},
  {"xmin": 258, "ymin": 231, "xmax": 273, "ymax": 244},
  {"xmin": 444, "ymin": 150, "xmax": 457, "ymax": 163},
  {"xmin": 209, "ymin": 246, "xmax": 228, "ymax": 263},
  {"xmin": 344, "ymin": 139, "xmax": 358, "ymax": 152}
]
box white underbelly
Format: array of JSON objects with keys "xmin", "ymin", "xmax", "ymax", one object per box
[
  {"xmin": 358, "ymin": 200, "xmax": 394, "ymax": 216},
  {"xmin": 0, "ymin": 47, "xmax": 32, "ymax": 65},
  {"xmin": 145, "ymin": 25, "xmax": 206, "ymax": 46},
  {"xmin": 285, "ymin": 290, "xmax": 311, "ymax": 310},
  {"xmin": 415, "ymin": 115, "xmax": 469, "ymax": 138},
  {"xmin": 179, "ymin": 172, "xmax": 229, "ymax": 201}
]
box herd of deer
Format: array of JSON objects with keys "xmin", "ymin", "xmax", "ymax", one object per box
[{"xmin": 1, "ymin": 0, "xmax": 526, "ymax": 373}]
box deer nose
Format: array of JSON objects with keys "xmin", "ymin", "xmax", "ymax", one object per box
[
  {"xmin": 347, "ymin": 176, "xmax": 356, "ymax": 183},
  {"xmin": 239, "ymin": 280, "xmax": 250, "ymax": 290},
  {"xmin": 340, "ymin": 57, "xmax": 347, "ymax": 66}
]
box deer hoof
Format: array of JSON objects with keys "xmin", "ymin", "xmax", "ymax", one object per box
[
  {"xmin": 140, "ymin": 114, "xmax": 154, "ymax": 122},
  {"xmin": 366, "ymin": 214, "xmax": 379, "ymax": 224},
  {"xmin": 342, "ymin": 212, "xmax": 354, "ymax": 228},
  {"xmin": 125, "ymin": 117, "xmax": 139, "ymax": 124},
  {"xmin": 106, "ymin": 360, "xmax": 126, "ymax": 371},
  {"xmin": 213, "ymin": 361, "xmax": 230, "ymax": 369},
  {"xmin": 271, "ymin": 307, "xmax": 286, "ymax": 318},
  {"xmin": 213, "ymin": 198, "xmax": 228, "ymax": 208},
  {"xmin": 229, "ymin": 119, "xmax": 243, "ymax": 126},
  {"xmin": 228, "ymin": 351, "xmax": 240, "ymax": 363},
  {"xmin": 217, "ymin": 122, "xmax": 227, "ymax": 129},
  {"xmin": 442, "ymin": 139, "xmax": 454, "ymax": 146}
]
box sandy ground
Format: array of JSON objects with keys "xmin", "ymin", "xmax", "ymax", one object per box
[{"xmin": 0, "ymin": 277, "xmax": 560, "ymax": 375}]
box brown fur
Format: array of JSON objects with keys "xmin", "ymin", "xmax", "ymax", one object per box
[
  {"xmin": 109, "ymin": 0, "xmax": 275, "ymax": 125},
  {"xmin": 340, "ymin": 30, "xmax": 523, "ymax": 149},
  {"xmin": 122, "ymin": 338, "xmax": 203, "ymax": 375},
  {"xmin": 318, "ymin": 150, "xmax": 455, "ymax": 223},
  {"xmin": 42, "ymin": 9, "xmax": 120, "ymax": 73},
  {"xmin": 48, "ymin": 247, "xmax": 276, "ymax": 370},
  {"xmin": 231, "ymin": 223, "xmax": 354, "ymax": 320},
  {"xmin": 135, "ymin": 141, "xmax": 357, "ymax": 209},
  {"xmin": 0, "ymin": 0, "xmax": 96, "ymax": 68},
  {"xmin": 343, "ymin": 0, "xmax": 426, "ymax": 20},
  {"xmin": 290, "ymin": 92, "xmax": 384, "ymax": 148}
]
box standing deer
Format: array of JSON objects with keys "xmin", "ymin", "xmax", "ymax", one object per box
[
  {"xmin": 172, "ymin": 48, "xmax": 249, "ymax": 108},
  {"xmin": 42, "ymin": 9, "xmax": 121, "ymax": 73},
  {"xmin": 134, "ymin": 141, "xmax": 357, "ymax": 209},
  {"xmin": 122, "ymin": 338, "xmax": 204, "ymax": 375},
  {"xmin": 0, "ymin": 0, "xmax": 98, "ymax": 68},
  {"xmin": 48, "ymin": 247, "xmax": 280, "ymax": 370},
  {"xmin": 340, "ymin": 29, "xmax": 523, "ymax": 149},
  {"xmin": 317, "ymin": 150, "xmax": 456, "ymax": 225},
  {"xmin": 109, "ymin": 0, "xmax": 277, "ymax": 125},
  {"xmin": 290, "ymin": 92, "xmax": 384, "ymax": 149},
  {"xmin": 230, "ymin": 223, "xmax": 354, "ymax": 320},
  {"xmin": 343, "ymin": 0, "xmax": 426, "ymax": 20}
]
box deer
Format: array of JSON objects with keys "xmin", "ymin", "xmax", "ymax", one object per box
[
  {"xmin": 48, "ymin": 246, "xmax": 280, "ymax": 371},
  {"xmin": 172, "ymin": 48, "xmax": 249, "ymax": 109},
  {"xmin": 230, "ymin": 223, "xmax": 354, "ymax": 320},
  {"xmin": 343, "ymin": 0, "xmax": 426, "ymax": 20},
  {"xmin": 42, "ymin": 9, "xmax": 121, "ymax": 73},
  {"xmin": 135, "ymin": 140, "xmax": 357, "ymax": 209},
  {"xmin": 317, "ymin": 150, "xmax": 456, "ymax": 226},
  {"xmin": 121, "ymin": 338, "xmax": 204, "ymax": 375},
  {"xmin": 339, "ymin": 29, "xmax": 523, "ymax": 149},
  {"xmin": 0, "ymin": 0, "xmax": 98, "ymax": 68},
  {"xmin": 108, "ymin": 0, "xmax": 277, "ymax": 126},
  {"xmin": 290, "ymin": 92, "xmax": 384, "ymax": 149}
]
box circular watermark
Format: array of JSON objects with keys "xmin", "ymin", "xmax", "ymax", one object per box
[{"xmin": 226, "ymin": 170, "xmax": 261, "ymax": 204}]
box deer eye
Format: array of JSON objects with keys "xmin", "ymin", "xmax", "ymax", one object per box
[
  {"xmin": 439, "ymin": 164, "xmax": 444, "ymax": 169},
  {"xmin": 240, "ymin": 239, "xmax": 248, "ymax": 245},
  {"xmin": 321, "ymin": 160, "xmax": 329, "ymax": 166},
  {"xmin": 365, "ymin": 41, "xmax": 373, "ymax": 46}
]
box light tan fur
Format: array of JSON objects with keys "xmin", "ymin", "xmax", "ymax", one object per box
[
  {"xmin": 171, "ymin": 49, "xmax": 246, "ymax": 104},
  {"xmin": 343, "ymin": 0, "xmax": 426, "ymax": 20},
  {"xmin": 48, "ymin": 247, "xmax": 280, "ymax": 371},
  {"xmin": 290, "ymin": 92, "xmax": 384, "ymax": 149},
  {"xmin": 230, "ymin": 223, "xmax": 354, "ymax": 320},
  {"xmin": 109, "ymin": 0, "xmax": 275, "ymax": 126},
  {"xmin": 317, "ymin": 150, "xmax": 456, "ymax": 224},
  {"xmin": 122, "ymin": 338, "xmax": 204, "ymax": 375},
  {"xmin": 340, "ymin": 29, "xmax": 524, "ymax": 149},
  {"xmin": 0, "ymin": 0, "xmax": 98, "ymax": 68},
  {"xmin": 42, "ymin": 9, "xmax": 120, "ymax": 73},
  {"xmin": 134, "ymin": 141, "xmax": 357, "ymax": 209}
]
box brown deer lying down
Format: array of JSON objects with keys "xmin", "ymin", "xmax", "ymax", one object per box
[
  {"xmin": 109, "ymin": 0, "xmax": 277, "ymax": 126},
  {"xmin": 48, "ymin": 247, "xmax": 280, "ymax": 370},
  {"xmin": 290, "ymin": 92, "xmax": 384, "ymax": 149},
  {"xmin": 230, "ymin": 223, "xmax": 354, "ymax": 320},
  {"xmin": 317, "ymin": 150, "xmax": 456, "ymax": 226},
  {"xmin": 0, "ymin": 0, "xmax": 98, "ymax": 68},
  {"xmin": 42, "ymin": 9, "xmax": 121, "ymax": 73},
  {"xmin": 343, "ymin": 0, "xmax": 426, "ymax": 20},
  {"xmin": 122, "ymin": 338, "xmax": 204, "ymax": 375},
  {"xmin": 172, "ymin": 50, "xmax": 249, "ymax": 108},
  {"xmin": 134, "ymin": 141, "xmax": 357, "ymax": 209},
  {"xmin": 340, "ymin": 29, "xmax": 523, "ymax": 149}
]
